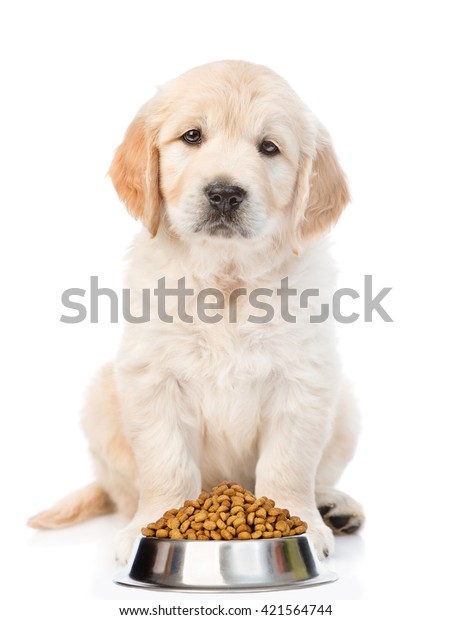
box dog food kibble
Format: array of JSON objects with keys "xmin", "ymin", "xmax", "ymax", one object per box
[{"xmin": 141, "ymin": 482, "xmax": 308, "ymax": 541}]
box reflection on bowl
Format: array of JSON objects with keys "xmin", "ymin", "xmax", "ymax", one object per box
[{"xmin": 115, "ymin": 534, "xmax": 338, "ymax": 592}]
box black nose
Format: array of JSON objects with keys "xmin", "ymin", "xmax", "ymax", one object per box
[{"xmin": 206, "ymin": 182, "xmax": 246, "ymax": 214}]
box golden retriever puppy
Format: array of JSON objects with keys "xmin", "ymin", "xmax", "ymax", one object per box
[{"xmin": 29, "ymin": 60, "xmax": 364, "ymax": 562}]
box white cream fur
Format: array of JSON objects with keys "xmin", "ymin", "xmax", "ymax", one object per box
[{"xmin": 28, "ymin": 61, "xmax": 363, "ymax": 562}]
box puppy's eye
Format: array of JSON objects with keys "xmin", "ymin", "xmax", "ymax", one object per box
[
  {"xmin": 182, "ymin": 129, "xmax": 202, "ymax": 145},
  {"xmin": 259, "ymin": 140, "xmax": 280, "ymax": 156}
]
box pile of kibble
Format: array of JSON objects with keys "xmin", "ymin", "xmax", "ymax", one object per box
[{"xmin": 141, "ymin": 481, "xmax": 308, "ymax": 541}]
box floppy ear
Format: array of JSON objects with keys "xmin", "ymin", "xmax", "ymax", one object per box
[
  {"xmin": 108, "ymin": 115, "xmax": 161, "ymax": 237},
  {"xmin": 290, "ymin": 134, "xmax": 350, "ymax": 255},
  {"xmin": 300, "ymin": 137, "xmax": 350, "ymax": 239}
]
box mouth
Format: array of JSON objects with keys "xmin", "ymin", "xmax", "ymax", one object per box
[{"xmin": 193, "ymin": 212, "xmax": 252, "ymax": 238}]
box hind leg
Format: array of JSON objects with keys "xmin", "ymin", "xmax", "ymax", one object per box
[
  {"xmin": 315, "ymin": 380, "xmax": 365, "ymax": 534},
  {"xmin": 81, "ymin": 362, "xmax": 139, "ymax": 518},
  {"xmin": 28, "ymin": 363, "xmax": 139, "ymax": 529}
]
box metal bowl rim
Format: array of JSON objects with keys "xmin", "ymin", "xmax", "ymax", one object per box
[{"xmin": 137, "ymin": 533, "xmax": 309, "ymax": 543}]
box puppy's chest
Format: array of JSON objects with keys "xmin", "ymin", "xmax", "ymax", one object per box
[
  {"xmin": 167, "ymin": 320, "xmax": 277, "ymax": 387},
  {"xmin": 194, "ymin": 326, "xmax": 264, "ymax": 483},
  {"xmin": 157, "ymin": 284, "xmax": 309, "ymax": 384}
]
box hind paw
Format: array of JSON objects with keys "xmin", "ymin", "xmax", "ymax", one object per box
[{"xmin": 316, "ymin": 488, "xmax": 364, "ymax": 535}]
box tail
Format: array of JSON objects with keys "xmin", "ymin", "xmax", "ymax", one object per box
[{"xmin": 27, "ymin": 482, "xmax": 114, "ymax": 529}]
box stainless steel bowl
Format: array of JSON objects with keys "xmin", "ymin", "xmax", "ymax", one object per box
[{"xmin": 115, "ymin": 534, "xmax": 338, "ymax": 592}]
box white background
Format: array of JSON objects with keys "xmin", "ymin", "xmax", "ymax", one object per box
[{"xmin": 0, "ymin": 1, "xmax": 451, "ymax": 618}]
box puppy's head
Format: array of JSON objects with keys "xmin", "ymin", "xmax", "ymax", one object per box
[{"xmin": 109, "ymin": 61, "xmax": 349, "ymax": 253}]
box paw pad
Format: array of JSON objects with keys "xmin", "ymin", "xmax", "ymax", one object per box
[{"xmin": 319, "ymin": 506, "xmax": 363, "ymax": 535}]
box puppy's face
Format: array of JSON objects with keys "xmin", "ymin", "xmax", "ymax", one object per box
[
  {"xmin": 157, "ymin": 74, "xmax": 302, "ymax": 241},
  {"xmin": 109, "ymin": 61, "xmax": 350, "ymax": 253}
]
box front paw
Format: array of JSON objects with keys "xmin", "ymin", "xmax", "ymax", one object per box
[
  {"xmin": 306, "ymin": 520, "xmax": 335, "ymax": 560},
  {"xmin": 115, "ymin": 523, "xmax": 142, "ymax": 565}
]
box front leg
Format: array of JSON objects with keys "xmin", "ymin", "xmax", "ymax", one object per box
[
  {"xmin": 255, "ymin": 380, "xmax": 335, "ymax": 560},
  {"xmin": 115, "ymin": 371, "xmax": 202, "ymax": 564}
]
